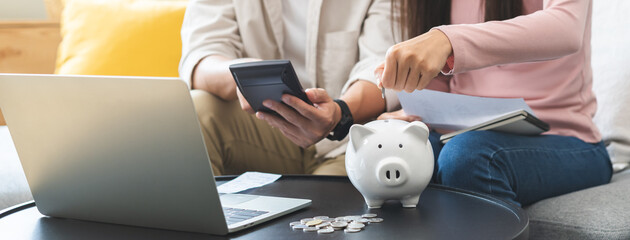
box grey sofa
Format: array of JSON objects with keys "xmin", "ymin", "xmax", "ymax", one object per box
[{"xmin": 525, "ymin": 170, "xmax": 630, "ymax": 239}]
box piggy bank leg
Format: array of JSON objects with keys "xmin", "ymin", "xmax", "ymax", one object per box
[
  {"xmin": 364, "ymin": 198, "xmax": 385, "ymax": 209},
  {"xmin": 400, "ymin": 195, "xmax": 420, "ymax": 208}
]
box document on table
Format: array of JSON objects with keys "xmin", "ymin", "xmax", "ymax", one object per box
[
  {"xmin": 217, "ymin": 171, "xmax": 282, "ymax": 194},
  {"xmin": 397, "ymin": 90, "xmax": 535, "ymax": 131}
]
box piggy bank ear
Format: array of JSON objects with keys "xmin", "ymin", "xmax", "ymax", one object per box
[
  {"xmin": 349, "ymin": 124, "xmax": 375, "ymax": 151},
  {"xmin": 402, "ymin": 121, "xmax": 430, "ymax": 142}
]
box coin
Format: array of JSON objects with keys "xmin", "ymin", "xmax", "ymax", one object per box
[
  {"xmin": 317, "ymin": 227, "xmax": 335, "ymax": 234},
  {"xmin": 291, "ymin": 214, "xmax": 383, "ymax": 234},
  {"xmin": 300, "ymin": 218, "xmax": 314, "ymax": 224},
  {"xmin": 330, "ymin": 221, "xmax": 348, "ymax": 228},
  {"xmin": 305, "ymin": 219, "xmax": 323, "ymax": 226},
  {"xmin": 292, "ymin": 224, "xmax": 308, "ymax": 230},
  {"xmin": 356, "ymin": 218, "xmax": 370, "ymax": 224},
  {"xmin": 316, "ymin": 222, "xmax": 331, "ymax": 228},
  {"xmin": 348, "ymin": 222, "xmax": 365, "ymax": 229},
  {"xmin": 362, "ymin": 213, "xmax": 377, "ymax": 218},
  {"xmin": 369, "ymin": 217, "xmax": 384, "ymax": 223}
]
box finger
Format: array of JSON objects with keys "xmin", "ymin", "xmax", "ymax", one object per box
[
  {"xmin": 236, "ymin": 89, "xmax": 254, "ymax": 114},
  {"xmin": 256, "ymin": 111, "xmax": 299, "ymax": 135},
  {"xmin": 283, "ymin": 93, "xmax": 320, "ymax": 121},
  {"xmin": 382, "ymin": 47, "xmax": 398, "ymax": 89},
  {"xmin": 404, "ymin": 67, "xmax": 422, "ymax": 93},
  {"xmin": 417, "ymin": 69, "xmax": 439, "ymax": 91},
  {"xmin": 262, "ymin": 99, "xmax": 307, "ymax": 126},
  {"xmin": 304, "ymin": 88, "xmax": 331, "ymax": 104},
  {"xmin": 258, "ymin": 112, "xmax": 308, "ymax": 147},
  {"xmin": 374, "ymin": 63, "xmax": 385, "ymax": 88},
  {"xmin": 395, "ymin": 62, "xmax": 410, "ymax": 91}
]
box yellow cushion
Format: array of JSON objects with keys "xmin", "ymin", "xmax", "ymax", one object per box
[{"xmin": 55, "ymin": 0, "xmax": 187, "ymax": 77}]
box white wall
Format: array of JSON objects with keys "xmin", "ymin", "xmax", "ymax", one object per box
[{"xmin": 0, "ymin": 0, "xmax": 48, "ymax": 20}]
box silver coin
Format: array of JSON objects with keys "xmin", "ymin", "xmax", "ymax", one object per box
[
  {"xmin": 334, "ymin": 217, "xmax": 347, "ymax": 222},
  {"xmin": 361, "ymin": 213, "xmax": 377, "ymax": 218},
  {"xmin": 316, "ymin": 222, "xmax": 331, "ymax": 228},
  {"xmin": 344, "ymin": 228, "xmax": 361, "ymax": 233},
  {"xmin": 317, "ymin": 227, "xmax": 335, "ymax": 234},
  {"xmin": 292, "ymin": 224, "xmax": 308, "ymax": 230},
  {"xmin": 369, "ymin": 217, "xmax": 384, "ymax": 223},
  {"xmin": 300, "ymin": 218, "xmax": 314, "ymax": 224},
  {"xmin": 348, "ymin": 222, "xmax": 365, "ymax": 229},
  {"xmin": 303, "ymin": 226, "xmax": 319, "ymax": 232},
  {"xmin": 313, "ymin": 216, "xmax": 329, "ymax": 220},
  {"xmin": 356, "ymin": 218, "xmax": 370, "ymax": 224},
  {"xmin": 331, "ymin": 221, "xmax": 348, "ymax": 228},
  {"xmin": 305, "ymin": 219, "xmax": 323, "ymax": 226},
  {"xmin": 289, "ymin": 221, "xmax": 301, "ymax": 227},
  {"xmin": 346, "ymin": 215, "xmax": 362, "ymax": 221}
]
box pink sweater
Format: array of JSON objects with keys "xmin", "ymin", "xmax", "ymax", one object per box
[{"xmin": 433, "ymin": 0, "xmax": 599, "ymax": 143}]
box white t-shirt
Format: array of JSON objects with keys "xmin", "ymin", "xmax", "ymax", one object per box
[{"xmin": 282, "ymin": 0, "xmax": 309, "ymax": 86}]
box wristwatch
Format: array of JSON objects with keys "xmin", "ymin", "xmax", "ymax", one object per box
[{"xmin": 327, "ymin": 99, "xmax": 354, "ymax": 141}]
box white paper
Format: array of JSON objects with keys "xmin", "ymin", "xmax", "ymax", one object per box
[
  {"xmin": 398, "ymin": 90, "xmax": 535, "ymax": 130},
  {"xmin": 217, "ymin": 171, "xmax": 282, "ymax": 194}
]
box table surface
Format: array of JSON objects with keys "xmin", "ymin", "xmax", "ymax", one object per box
[{"xmin": 0, "ymin": 175, "xmax": 528, "ymax": 240}]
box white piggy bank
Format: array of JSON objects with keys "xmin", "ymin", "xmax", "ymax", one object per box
[{"xmin": 345, "ymin": 119, "xmax": 434, "ymax": 208}]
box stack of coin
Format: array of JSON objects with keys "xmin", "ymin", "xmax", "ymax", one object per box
[{"xmin": 289, "ymin": 214, "xmax": 383, "ymax": 234}]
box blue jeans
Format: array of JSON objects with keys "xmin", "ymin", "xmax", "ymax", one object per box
[{"xmin": 429, "ymin": 131, "xmax": 612, "ymax": 206}]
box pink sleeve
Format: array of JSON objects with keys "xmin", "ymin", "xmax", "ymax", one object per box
[
  {"xmin": 435, "ymin": 0, "xmax": 590, "ymax": 74},
  {"xmin": 426, "ymin": 74, "xmax": 451, "ymax": 92}
]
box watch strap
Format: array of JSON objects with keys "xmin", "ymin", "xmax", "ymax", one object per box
[{"xmin": 326, "ymin": 99, "xmax": 353, "ymax": 141}]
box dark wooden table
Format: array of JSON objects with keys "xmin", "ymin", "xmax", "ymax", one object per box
[{"xmin": 0, "ymin": 175, "xmax": 528, "ymax": 239}]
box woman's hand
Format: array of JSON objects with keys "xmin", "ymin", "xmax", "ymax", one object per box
[
  {"xmin": 377, "ymin": 109, "xmax": 422, "ymax": 122},
  {"xmin": 376, "ymin": 29, "xmax": 452, "ymax": 92},
  {"xmin": 256, "ymin": 88, "xmax": 340, "ymax": 148}
]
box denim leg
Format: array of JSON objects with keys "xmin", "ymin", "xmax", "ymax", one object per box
[
  {"xmin": 433, "ymin": 131, "xmax": 612, "ymax": 206},
  {"xmin": 429, "ymin": 131, "xmax": 444, "ymax": 183}
]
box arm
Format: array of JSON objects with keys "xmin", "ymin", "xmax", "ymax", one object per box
[
  {"xmin": 256, "ymin": 0, "xmax": 393, "ymax": 148},
  {"xmin": 436, "ymin": 0, "xmax": 590, "ymax": 74},
  {"xmin": 342, "ymin": 0, "xmax": 396, "ymax": 112},
  {"xmin": 179, "ymin": 0, "xmax": 248, "ymax": 100},
  {"xmin": 192, "ymin": 56, "xmax": 260, "ymax": 101}
]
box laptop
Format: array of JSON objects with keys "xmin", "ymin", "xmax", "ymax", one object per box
[{"xmin": 0, "ymin": 74, "xmax": 311, "ymax": 235}]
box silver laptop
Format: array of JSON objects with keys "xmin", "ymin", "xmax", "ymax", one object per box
[{"xmin": 0, "ymin": 74, "xmax": 311, "ymax": 235}]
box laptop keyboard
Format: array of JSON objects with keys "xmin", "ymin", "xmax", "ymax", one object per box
[{"xmin": 223, "ymin": 207, "xmax": 269, "ymax": 225}]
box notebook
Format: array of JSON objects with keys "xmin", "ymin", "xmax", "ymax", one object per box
[
  {"xmin": 439, "ymin": 110, "xmax": 550, "ymax": 143},
  {"xmin": 0, "ymin": 74, "xmax": 311, "ymax": 235}
]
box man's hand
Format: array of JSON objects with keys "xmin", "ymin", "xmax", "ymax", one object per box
[
  {"xmin": 256, "ymin": 88, "xmax": 340, "ymax": 148},
  {"xmin": 236, "ymin": 87, "xmax": 254, "ymax": 114}
]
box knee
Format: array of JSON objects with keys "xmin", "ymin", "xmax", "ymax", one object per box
[
  {"xmin": 190, "ymin": 90, "xmax": 237, "ymax": 123},
  {"xmin": 436, "ymin": 131, "xmax": 495, "ymax": 184}
]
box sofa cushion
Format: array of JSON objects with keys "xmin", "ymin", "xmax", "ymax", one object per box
[
  {"xmin": 591, "ymin": 0, "xmax": 630, "ymax": 172},
  {"xmin": 55, "ymin": 0, "xmax": 187, "ymax": 77},
  {"xmin": 525, "ymin": 168, "xmax": 630, "ymax": 240}
]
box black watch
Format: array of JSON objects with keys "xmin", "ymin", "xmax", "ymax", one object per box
[{"xmin": 327, "ymin": 99, "xmax": 354, "ymax": 141}]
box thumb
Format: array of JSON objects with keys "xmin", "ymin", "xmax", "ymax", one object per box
[
  {"xmin": 305, "ymin": 88, "xmax": 332, "ymax": 104},
  {"xmin": 374, "ymin": 62, "xmax": 385, "ymax": 88}
]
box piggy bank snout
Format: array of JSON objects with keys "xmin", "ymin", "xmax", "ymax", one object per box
[{"xmin": 375, "ymin": 158, "xmax": 410, "ymax": 187}]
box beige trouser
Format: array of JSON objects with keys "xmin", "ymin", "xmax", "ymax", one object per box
[{"xmin": 191, "ymin": 90, "xmax": 347, "ymax": 176}]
